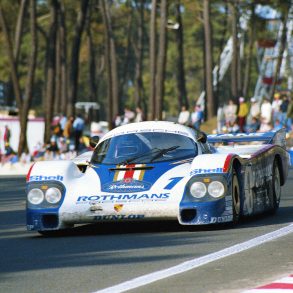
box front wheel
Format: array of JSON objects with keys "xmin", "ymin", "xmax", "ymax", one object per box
[{"xmin": 232, "ymin": 172, "xmax": 241, "ymax": 224}]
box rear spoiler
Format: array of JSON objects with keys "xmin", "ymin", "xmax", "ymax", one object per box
[{"xmin": 207, "ymin": 128, "xmax": 286, "ymax": 147}]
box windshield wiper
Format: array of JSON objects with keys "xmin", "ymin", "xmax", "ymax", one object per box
[
  {"xmin": 150, "ymin": 146, "xmax": 180, "ymax": 162},
  {"xmin": 118, "ymin": 146, "xmax": 180, "ymax": 165},
  {"xmin": 118, "ymin": 149, "xmax": 158, "ymax": 165}
]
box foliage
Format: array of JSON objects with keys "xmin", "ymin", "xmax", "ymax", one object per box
[{"xmin": 0, "ymin": 0, "xmax": 291, "ymax": 120}]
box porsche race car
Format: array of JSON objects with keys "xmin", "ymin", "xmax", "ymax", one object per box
[{"xmin": 26, "ymin": 121, "xmax": 290, "ymax": 234}]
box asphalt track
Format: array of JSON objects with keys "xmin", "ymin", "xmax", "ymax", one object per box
[{"xmin": 0, "ymin": 172, "xmax": 293, "ymax": 293}]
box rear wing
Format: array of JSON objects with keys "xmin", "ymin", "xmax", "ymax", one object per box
[{"xmin": 207, "ymin": 128, "xmax": 286, "ymax": 147}]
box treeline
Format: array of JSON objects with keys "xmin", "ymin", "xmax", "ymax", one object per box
[{"xmin": 0, "ymin": 0, "xmax": 291, "ymax": 155}]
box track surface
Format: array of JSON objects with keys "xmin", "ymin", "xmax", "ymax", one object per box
[{"xmin": 0, "ymin": 172, "xmax": 293, "ymax": 293}]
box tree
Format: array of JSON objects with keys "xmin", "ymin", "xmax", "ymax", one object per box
[
  {"xmin": 19, "ymin": 0, "xmax": 38, "ymax": 155},
  {"xmin": 67, "ymin": 0, "xmax": 90, "ymax": 117},
  {"xmin": 101, "ymin": 0, "xmax": 119, "ymax": 128},
  {"xmin": 242, "ymin": 2, "xmax": 256, "ymax": 98},
  {"xmin": 155, "ymin": 0, "xmax": 168, "ymax": 120},
  {"xmin": 149, "ymin": 0, "xmax": 157, "ymax": 120},
  {"xmin": 270, "ymin": 1, "xmax": 290, "ymax": 99},
  {"xmin": 203, "ymin": 0, "xmax": 215, "ymax": 119},
  {"xmin": 59, "ymin": 0, "xmax": 68, "ymax": 115},
  {"xmin": 133, "ymin": 0, "xmax": 146, "ymax": 112},
  {"xmin": 86, "ymin": 2, "xmax": 98, "ymax": 104},
  {"xmin": 44, "ymin": 0, "xmax": 58, "ymax": 143},
  {"xmin": 174, "ymin": 0, "xmax": 188, "ymax": 109},
  {"xmin": 0, "ymin": 0, "xmax": 37, "ymax": 156},
  {"xmin": 230, "ymin": 0, "xmax": 240, "ymax": 99}
]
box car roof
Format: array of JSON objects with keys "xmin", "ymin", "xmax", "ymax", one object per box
[{"xmin": 100, "ymin": 121, "xmax": 196, "ymax": 143}]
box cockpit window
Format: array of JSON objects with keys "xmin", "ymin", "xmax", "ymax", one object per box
[{"xmin": 91, "ymin": 132, "xmax": 197, "ymax": 165}]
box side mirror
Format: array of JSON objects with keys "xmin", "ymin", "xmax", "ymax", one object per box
[
  {"xmin": 89, "ymin": 136, "xmax": 100, "ymax": 148},
  {"xmin": 196, "ymin": 131, "xmax": 207, "ymax": 143}
]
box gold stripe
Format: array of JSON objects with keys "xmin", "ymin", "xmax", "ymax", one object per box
[
  {"xmin": 139, "ymin": 164, "xmax": 146, "ymax": 180},
  {"xmin": 113, "ymin": 165, "xmax": 119, "ymax": 181}
]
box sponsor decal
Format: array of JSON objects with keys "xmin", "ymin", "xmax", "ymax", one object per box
[
  {"xmin": 190, "ymin": 168, "xmax": 223, "ymax": 176},
  {"xmin": 76, "ymin": 193, "xmax": 170, "ymax": 204},
  {"xmin": 210, "ymin": 215, "xmax": 233, "ymax": 223},
  {"xmin": 29, "ymin": 175, "xmax": 64, "ymax": 182},
  {"xmin": 94, "ymin": 214, "xmax": 144, "ymax": 221},
  {"xmin": 102, "ymin": 179, "xmax": 152, "ymax": 193},
  {"xmin": 209, "ymin": 132, "xmax": 265, "ymax": 138},
  {"xmin": 114, "ymin": 164, "xmax": 146, "ymax": 181},
  {"xmin": 114, "ymin": 204, "xmax": 123, "ymax": 212}
]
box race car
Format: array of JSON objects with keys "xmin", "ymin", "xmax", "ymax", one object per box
[{"xmin": 26, "ymin": 121, "xmax": 290, "ymax": 234}]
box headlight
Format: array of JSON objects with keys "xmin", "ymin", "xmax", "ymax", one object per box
[
  {"xmin": 208, "ymin": 181, "xmax": 225, "ymax": 198},
  {"xmin": 45, "ymin": 187, "xmax": 62, "ymax": 204},
  {"xmin": 27, "ymin": 188, "xmax": 44, "ymax": 205},
  {"xmin": 190, "ymin": 182, "xmax": 207, "ymax": 198}
]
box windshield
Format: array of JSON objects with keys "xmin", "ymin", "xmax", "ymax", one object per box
[{"xmin": 91, "ymin": 132, "xmax": 197, "ymax": 165}]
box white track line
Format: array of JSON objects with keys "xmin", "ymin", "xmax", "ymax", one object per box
[{"xmin": 93, "ymin": 223, "xmax": 293, "ymax": 293}]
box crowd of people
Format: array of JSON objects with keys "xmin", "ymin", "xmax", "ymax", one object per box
[
  {"xmin": 1, "ymin": 92, "xmax": 293, "ymax": 167},
  {"xmin": 113, "ymin": 106, "xmax": 144, "ymax": 128},
  {"xmin": 1, "ymin": 106, "xmax": 146, "ymax": 166},
  {"xmin": 216, "ymin": 92, "xmax": 292, "ymax": 134},
  {"xmin": 177, "ymin": 92, "xmax": 293, "ymax": 136},
  {"xmin": 0, "ymin": 113, "xmax": 90, "ymax": 166},
  {"xmin": 177, "ymin": 104, "xmax": 205, "ymax": 129}
]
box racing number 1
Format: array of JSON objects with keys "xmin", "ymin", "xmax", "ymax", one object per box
[{"xmin": 164, "ymin": 177, "xmax": 184, "ymax": 190}]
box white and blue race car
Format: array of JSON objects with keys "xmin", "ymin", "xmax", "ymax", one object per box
[{"xmin": 26, "ymin": 121, "xmax": 290, "ymax": 235}]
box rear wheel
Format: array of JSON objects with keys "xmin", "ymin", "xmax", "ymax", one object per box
[
  {"xmin": 271, "ymin": 160, "xmax": 281, "ymax": 213},
  {"xmin": 232, "ymin": 172, "xmax": 241, "ymax": 224}
]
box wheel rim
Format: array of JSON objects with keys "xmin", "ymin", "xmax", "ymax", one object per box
[
  {"xmin": 233, "ymin": 175, "xmax": 240, "ymax": 217},
  {"xmin": 274, "ymin": 167, "xmax": 281, "ymax": 202}
]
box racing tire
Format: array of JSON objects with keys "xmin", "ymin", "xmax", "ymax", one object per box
[
  {"xmin": 271, "ymin": 160, "xmax": 281, "ymax": 214},
  {"xmin": 232, "ymin": 172, "xmax": 241, "ymax": 224},
  {"xmin": 38, "ymin": 230, "xmax": 62, "ymax": 237}
]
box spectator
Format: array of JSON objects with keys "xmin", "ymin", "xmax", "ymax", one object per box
[
  {"xmin": 59, "ymin": 114, "xmax": 67, "ymax": 132},
  {"xmin": 246, "ymin": 117, "xmax": 260, "ymax": 133},
  {"xmin": 273, "ymin": 119, "xmax": 283, "ymax": 131},
  {"xmin": 260, "ymin": 98, "xmax": 272, "ymax": 124},
  {"xmin": 226, "ymin": 121, "xmax": 239, "ymax": 134},
  {"xmin": 247, "ymin": 97, "xmax": 260, "ymax": 125},
  {"xmin": 178, "ymin": 105, "xmax": 190, "ymax": 125},
  {"xmin": 191, "ymin": 105, "xmax": 204, "ymax": 130},
  {"xmin": 64, "ymin": 116, "xmax": 75, "ymax": 149},
  {"xmin": 217, "ymin": 104, "xmax": 225, "ymax": 133},
  {"xmin": 58, "ymin": 137, "xmax": 68, "ymax": 153},
  {"xmin": 73, "ymin": 114, "xmax": 85, "ymax": 152},
  {"xmin": 272, "ymin": 93, "xmax": 282, "ymax": 127},
  {"xmin": 1, "ymin": 143, "xmax": 16, "ymax": 165},
  {"xmin": 287, "ymin": 96, "xmax": 293, "ymax": 132},
  {"xmin": 237, "ymin": 97, "xmax": 248, "ymax": 133},
  {"xmin": 20, "ymin": 152, "xmax": 31, "ymax": 164},
  {"xmin": 259, "ymin": 117, "xmax": 272, "ymax": 132},
  {"xmin": 280, "ymin": 94, "xmax": 289, "ymax": 127},
  {"xmin": 32, "ymin": 142, "xmax": 46, "ymax": 160},
  {"xmin": 224, "ymin": 99, "xmax": 237, "ymax": 126},
  {"xmin": 134, "ymin": 106, "xmax": 144, "ymax": 122},
  {"xmin": 3, "ymin": 125, "xmax": 11, "ymax": 145},
  {"xmin": 122, "ymin": 106, "xmax": 135, "ymax": 124},
  {"xmin": 113, "ymin": 114, "xmax": 122, "ymax": 128}
]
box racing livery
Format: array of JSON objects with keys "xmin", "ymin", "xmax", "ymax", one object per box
[{"xmin": 26, "ymin": 121, "xmax": 290, "ymax": 234}]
